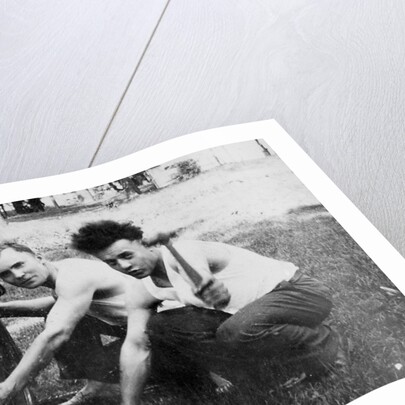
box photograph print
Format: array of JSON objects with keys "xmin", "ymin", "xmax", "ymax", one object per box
[{"xmin": 0, "ymin": 139, "xmax": 404, "ymax": 405}]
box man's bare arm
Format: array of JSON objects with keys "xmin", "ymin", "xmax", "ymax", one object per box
[
  {"xmin": 0, "ymin": 278, "xmax": 94, "ymax": 400},
  {"xmin": 0, "ymin": 296, "xmax": 55, "ymax": 317},
  {"xmin": 120, "ymin": 308, "xmax": 151, "ymax": 405},
  {"xmin": 120, "ymin": 284, "xmax": 154, "ymax": 405}
]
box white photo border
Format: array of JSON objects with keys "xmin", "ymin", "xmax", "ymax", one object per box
[{"xmin": 0, "ymin": 120, "xmax": 404, "ymax": 404}]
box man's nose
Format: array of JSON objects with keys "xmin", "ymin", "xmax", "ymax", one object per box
[
  {"xmin": 12, "ymin": 269, "xmax": 25, "ymax": 279},
  {"xmin": 117, "ymin": 259, "xmax": 131, "ymax": 271}
]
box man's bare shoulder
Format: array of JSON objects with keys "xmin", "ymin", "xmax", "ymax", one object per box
[
  {"xmin": 55, "ymin": 257, "xmax": 110, "ymax": 273},
  {"xmin": 53, "ymin": 258, "xmax": 120, "ymax": 292}
]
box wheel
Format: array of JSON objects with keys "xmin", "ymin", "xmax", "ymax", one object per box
[{"xmin": 0, "ymin": 320, "xmax": 35, "ymax": 405}]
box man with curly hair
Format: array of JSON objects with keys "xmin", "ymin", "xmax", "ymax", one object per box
[{"xmin": 72, "ymin": 220, "xmax": 343, "ymax": 404}]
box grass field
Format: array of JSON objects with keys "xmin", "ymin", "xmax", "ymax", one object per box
[{"xmin": 1, "ymin": 157, "xmax": 405, "ymax": 404}]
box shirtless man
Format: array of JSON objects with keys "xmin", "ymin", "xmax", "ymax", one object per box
[
  {"xmin": 0, "ymin": 241, "xmax": 159, "ymax": 405},
  {"xmin": 72, "ymin": 221, "xmax": 343, "ymax": 403}
]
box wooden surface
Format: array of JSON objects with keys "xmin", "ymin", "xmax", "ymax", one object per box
[
  {"xmin": 1, "ymin": 0, "xmax": 405, "ymax": 256},
  {"xmin": 0, "ymin": 0, "xmax": 168, "ymax": 180}
]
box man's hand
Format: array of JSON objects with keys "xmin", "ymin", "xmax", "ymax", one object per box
[
  {"xmin": 195, "ymin": 278, "xmax": 231, "ymax": 310},
  {"xmin": 0, "ymin": 381, "xmax": 14, "ymax": 403},
  {"xmin": 143, "ymin": 231, "xmax": 178, "ymax": 247}
]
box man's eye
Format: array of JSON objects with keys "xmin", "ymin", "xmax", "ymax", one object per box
[
  {"xmin": 0, "ymin": 271, "xmax": 11, "ymax": 279},
  {"xmin": 12, "ymin": 262, "xmax": 23, "ymax": 269},
  {"xmin": 122, "ymin": 253, "xmax": 133, "ymax": 259},
  {"xmin": 106, "ymin": 261, "xmax": 116, "ymax": 266}
]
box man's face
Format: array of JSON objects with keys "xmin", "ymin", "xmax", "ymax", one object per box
[
  {"xmin": 95, "ymin": 239, "xmax": 157, "ymax": 278},
  {"xmin": 0, "ymin": 248, "xmax": 49, "ymax": 289}
]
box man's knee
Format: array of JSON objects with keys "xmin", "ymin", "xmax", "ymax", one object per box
[
  {"xmin": 216, "ymin": 320, "xmax": 253, "ymax": 349},
  {"xmin": 217, "ymin": 319, "xmax": 311, "ymax": 355}
]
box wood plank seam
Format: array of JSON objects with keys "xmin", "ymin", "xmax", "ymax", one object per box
[{"xmin": 88, "ymin": 0, "xmax": 173, "ymax": 168}]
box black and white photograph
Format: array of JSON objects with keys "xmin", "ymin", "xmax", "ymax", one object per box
[{"xmin": 0, "ymin": 139, "xmax": 404, "ymax": 405}]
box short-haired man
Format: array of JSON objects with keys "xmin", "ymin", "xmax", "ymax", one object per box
[
  {"xmin": 0, "ymin": 241, "xmax": 162, "ymax": 405},
  {"xmin": 73, "ymin": 221, "xmax": 344, "ymax": 402}
]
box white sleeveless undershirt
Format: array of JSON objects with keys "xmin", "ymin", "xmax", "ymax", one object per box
[{"xmin": 142, "ymin": 242, "xmax": 298, "ymax": 314}]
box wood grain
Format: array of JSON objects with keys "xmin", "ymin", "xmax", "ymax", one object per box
[
  {"xmin": 0, "ymin": 0, "xmax": 168, "ymax": 183},
  {"xmin": 93, "ymin": 0, "xmax": 405, "ymax": 255}
]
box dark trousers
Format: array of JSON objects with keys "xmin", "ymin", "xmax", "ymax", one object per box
[
  {"xmin": 54, "ymin": 317, "xmax": 125, "ymax": 383},
  {"xmin": 217, "ymin": 273, "xmax": 333, "ymax": 355},
  {"xmin": 55, "ymin": 274, "xmax": 336, "ymax": 382},
  {"xmin": 147, "ymin": 274, "xmax": 336, "ymax": 374}
]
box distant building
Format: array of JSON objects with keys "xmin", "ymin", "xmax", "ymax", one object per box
[
  {"xmin": 147, "ymin": 139, "xmax": 272, "ymax": 188},
  {"xmin": 1, "ymin": 140, "xmax": 273, "ymax": 218}
]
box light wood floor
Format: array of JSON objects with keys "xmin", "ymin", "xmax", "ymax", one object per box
[{"xmin": 2, "ymin": 1, "xmax": 405, "ymax": 256}]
